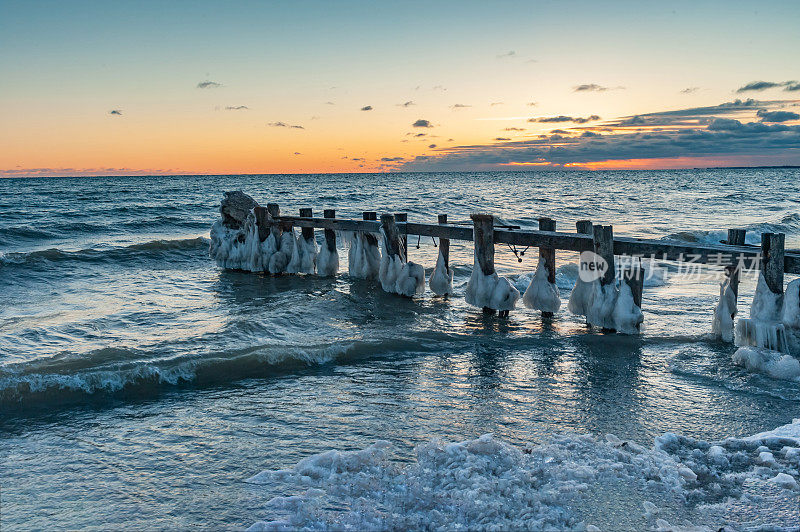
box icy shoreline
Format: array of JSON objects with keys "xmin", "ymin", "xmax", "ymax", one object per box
[{"xmin": 247, "ymin": 419, "xmax": 800, "ymax": 531}]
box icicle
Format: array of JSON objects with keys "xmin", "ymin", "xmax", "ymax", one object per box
[
  {"xmin": 464, "ymin": 250, "xmax": 519, "ymax": 311},
  {"xmin": 210, "ymin": 209, "xmax": 277, "ymax": 272},
  {"xmin": 347, "ymin": 232, "xmax": 380, "ymax": 280},
  {"xmin": 378, "ymin": 230, "xmax": 425, "ymax": 297},
  {"xmin": 567, "ymin": 274, "xmax": 593, "ymax": 316},
  {"xmin": 287, "ymin": 232, "xmax": 318, "ymax": 274},
  {"xmin": 612, "ymin": 281, "xmax": 644, "ymax": 334},
  {"xmin": 712, "ymin": 277, "xmax": 737, "ymax": 342},
  {"xmin": 429, "ymin": 250, "xmax": 454, "ymax": 296},
  {"xmin": 316, "ymin": 241, "xmax": 339, "ymax": 277},
  {"xmin": 735, "ymin": 273, "xmax": 790, "ymax": 353},
  {"xmin": 585, "ymin": 281, "xmax": 618, "ymax": 329},
  {"xmin": 522, "ymin": 256, "xmax": 561, "ymax": 313}
]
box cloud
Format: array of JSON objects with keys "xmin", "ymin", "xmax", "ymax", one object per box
[
  {"xmin": 397, "ymin": 107, "xmax": 800, "ymax": 171},
  {"xmin": 361, "ymin": 105, "xmax": 373, "ymax": 111},
  {"xmin": 325, "ymin": 101, "xmax": 335, "ymax": 105},
  {"xmin": 412, "ymin": 119, "xmax": 433, "ymax": 128},
  {"xmin": 680, "ymin": 87, "xmax": 699, "ymax": 94},
  {"xmin": 450, "ymin": 104, "xmax": 471, "ymax": 109},
  {"xmin": 494, "ymin": 137, "xmax": 511, "ymax": 141},
  {"xmin": 380, "ymin": 157, "xmax": 404, "ymax": 162},
  {"xmin": 225, "ymin": 105, "xmax": 249, "ymax": 110},
  {"xmin": 784, "ymin": 82, "xmax": 800, "ymax": 92},
  {"xmin": 397, "ymin": 101, "xmax": 415, "ymax": 107},
  {"xmin": 497, "ymin": 51, "xmax": 516, "ymax": 59},
  {"xmin": 527, "ymin": 102, "xmax": 538, "ymax": 106},
  {"xmin": 550, "ymin": 129, "xmax": 569, "ymax": 134},
  {"xmin": 490, "ymin": 102, "xmax": 504, "ymax": 106},
  {"xmin": 757, "ymin": 109, "xmax": 800, "ymax": 122},
  {"xmin": 197, "ymin": 81, "xmax": 222, "ymax": 89},
  {"xmin": 413, "ymin": 133, "xmax": 427, "ymax": 137},
  {"xmin": 530, "ymin": 115, "xmax": 600, "ymax": 124},
  {"xmin": 428, "ymin": 144, "xmax": 437, "ymax": 148},
  {"xmin": 268, "ymin": 121, "xmax": 304, "ymax": 129},
  {"xmin": 737, "ymin": 81, "xmax": 782, "ymax": 93},
  {"xmin": 504, "ymin": 127, "xmax": 525, "ymax": 131},
  {"xmin": 294, "ymin": 152, "xmax": 302, "ymax": 155},
  {"xmin": 109, "ymin": 109, "xmax": 122, "ymax": 116},
  {"xmin": 574, "ymin": 84, "xmax": 610, "ymax": 92}
]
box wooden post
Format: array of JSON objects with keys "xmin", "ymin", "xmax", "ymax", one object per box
[
  {"xmin": 761, "ymin": 232, "xmax": 785, "ymax": 295},
  {"xmin": 380, "ymin": 214, "xmax": 402, "ymax": 258},
  {"xmin": 471, "ymin": 214, "xmax": 499, "ymax": 315},
  {"xmin": 362, "ymin": 211, "xmax": 378, "ymax": 247},
  {"xmin": 576, "ymin": 220, "xmax": 593, "ymax": 236},
  {"xmin": 438, "ymin": 214, "xmax": 450, "ymax": 269},
  {"xmin": 254, "ymin": 206, "xmax": 271, "ymax": 242},
  {"xmin": 538, "ymin": 217, "xmax": 556, "ymax": 318},
  {"xmin": 323, "ymin": 209, "xmax": 336, "ymax": 253},
  {"xmin": 725, "ymin": 228, "xmax": 746, "ymax": 298},
  {"xmin": 299, "ymin": 208, "xmax": 314, "ymax": 241},
  {"xmin": 622, "ymin": 259, "xmax": 644, "ymax": 308},
  {"xmin": 593, "ymin": 224, "xmax": 615, "ymax": 288},
  {"xmin": 267, "ymin": 203, "xmax": 282, "ymax": 241},
  {"xmin": 395, "ymin": 212, "xmax": 408, "ymax": 258}
]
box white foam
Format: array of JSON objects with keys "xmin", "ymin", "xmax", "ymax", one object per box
[
  {"xmin": 712, "ymin": 277, "xmax": 737, "ymax": 342},
  {"xmin": 428, "ymin": 250, "xmax": 453, "ymax": 296},
  {"xmin": 732, "ymin": 346, "xmax": 800, "ymax": 381},
  {"xmin": 247, "ymin": 420, "xmax": 800, "ymax": 531},
  {"xmin": 522, "ymin": 257, "xmax": 561, "ymax": 313}
]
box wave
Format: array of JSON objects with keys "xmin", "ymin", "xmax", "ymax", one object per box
[
  {"xmin": 0, "ymin": 336, "xmax": 442, "ymax": 407},
  {"xmin": 664, "ymin": 212, "xmax": 800, "ymax": 248},
  {"xmin": 246, "ymin": 420, "xmax": 800, "ymax": 531},
  {"xmin": 0, "ymin": 236, "xmax": 209, "ymax": 267}
]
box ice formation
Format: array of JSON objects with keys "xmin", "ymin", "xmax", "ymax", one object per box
[
  {"xmin": 465, "ymin": 258, "xmax": 519, "ymax": 311},
  {"xmin": 286, "ymin": 232, "xmax": 318, "ymax": 274},
  {"xmin": 428, "ymin": 250, "xmax": 453, "ymax": 296},
  {"xmin": 782, "ymin": 279, "xmax": 800, "ymax": 353},
  {"xmin": 347, "ymin": 232, "xmax": 380, "ymax": 280},
  {"xmin": 612, "ymin": 281, "xmax": 644, "ymax": 334},
  {"xmin": 268, "ymin": 231, "xmax": 295, "ymax": 274},
  {"xmin": 567, "ymin": 274, "xmax": 593, "ymax": 316},
  {"xmin": 732, "ymin": 346, "xmax": 800, "ymax": 381},
  {"xmin": 584, "ymin": 281, "xmax": 618, "ymax": 330},
  {"xmin": 522, "ymin": 257, "xmax": 561, "ymax": 313},
  {"xmin": 247, "ymin": 419, "xmax": 800, "ymax": 531},
  {"xmin": 735, "ymin": 274, "xmax": 792, "ymax": 354},
  {"xmin": 315, "ymin": 241, "xmax": 339, "ymax": 277},
  {"xmin": 210, "ymin": 210, "xmax": 279, "ymax": 272},
  {"xmin": 378, "ymin": 235, "xmax": 425, "ymax": 297},
  {"xmin": 711, "ymin": 277, "xmax": 737, "ymax": 342}
]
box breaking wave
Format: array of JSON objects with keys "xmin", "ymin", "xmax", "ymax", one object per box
[{"xmin": 664, "ymin": 212, "xmax": 800, "ymax": 248}]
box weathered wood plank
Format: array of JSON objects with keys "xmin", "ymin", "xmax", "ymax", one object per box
[
  {"xmin": 395, "ymin": 213, "xmax": 408, "ymax": 258},
  {"xmin": 274, "ymin": 216, "xmax": 800, "ymax": 273},
  {"xmin": 593, "ymin": 225, "xmax": 615, "ymax": 287},
  {"xmin": 299, "ymin": 208, "xmax": 314, "ymax": 240},
  {"xmin": 761, "ymin": 232, "xmax": 785, "ymax": 294},
  {"xmin": 726, "ymin": 229, "xmax": 746, "ymax": 297},
  {"xmin": 471, "ymin": 214, "xmax": 495, "ymax": 276},
  {"xmin": 362, "ymin": 211, "xmax": 378, "ymax": 247},
  {"xmin": 323, "ymin": 209, "xmax": 336, "ymax": 252},
  {"xmin": 380, "ymin": 214, "xmax": 402, "ymax": 258},
  {"xmin": 538, "ymin": 217, "xmax": 556, "ymax": 318}
]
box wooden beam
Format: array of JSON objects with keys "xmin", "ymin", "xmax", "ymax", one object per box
[
  {"xmin": 380, "ymin": 214, "xmax": 402, "ymax": 258},
  {"xmin": 471, "ymin": 214, "xmax": 495, "ymax": 276},
  {"xmin": 299, "ymin": 208, "xmax": 314, "ymax": 241},
  {"xmin": 593, "ymin": 224, "xmax": 615, "ymax": 287},
  {"xmin": 254, "ymin": 206, "xmax": 271, "ymax": 242},
  {"xmin": 267, "ymin": 203, "xmax": 282, "ymax": 241},
  {"xmin": 726, "ymin": 228, "xmax": 746, "ymax": 297},
  {"xmin": 362, "ymin": 211, "xmax": 378, "ymax": 248},
  {"xmin": 395, "ymin": 212, "xmax": 408, "ymax": 258}
]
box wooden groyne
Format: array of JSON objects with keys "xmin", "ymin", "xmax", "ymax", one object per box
[{"xmin": 211, "ymin": 191, "xmax": 800, "ymax": 343}]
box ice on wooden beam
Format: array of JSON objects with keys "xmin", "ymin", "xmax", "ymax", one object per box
[
  {"xmin": 712, "ymin": 277, "xmax": 737, "ymax": 342},
  {"xmin": 347, "ymin": 212, "xmax": 380, "ymax": 280},
  {"xmin": 465, "ymin": 214, "xmax": 519, "ymax": 312},
  {"xmin": 379, "ymin": 214, "xmax": 425, "ymax": 297},
  {"xmin": 429, "ymin": 250, "xmax": 454, "ymax": 296},
  {"xmin": 316, "ymin": 209, "xmax": 339, "ymax": 277},
  {"xmin": 210, "ymin": 200, "xmax": 280, "ymax": 272},
  {"xmin": 522, "ymin": 257, "xmax": 561, "ymax": 313},
  {"xmin": 612, "ymin": 280, "xmax": 644, "ymax": 334},
  {"xmin": 287, "ymin": 208, "xmax": 318, "ymax": 274}
]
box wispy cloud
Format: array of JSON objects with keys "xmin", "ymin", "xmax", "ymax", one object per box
[
  {"xmin": 397, "ymin": 101, "xmax": 415, "ymax": 107},
  {"xmin": 428, "ymin": 144, "xmax": 437, "ymax": 148},
  {"xmin": 268, "ymin": 121, "xmax": 304, "ymax": 129},
  {"xmin": 497, "ymin": 50, "xmax": 516, "ymax": 59},
  {"xmin": 225, "ymin": 105, "xmax": 249, "ymax": 110},
  {"xmin": 526, "ymin": 102, "xmax": 538, "ymax": 106},
  {"xmin": 380, "ymin": 156, "xmax": 404, "ymax": 162},
  {"xmin": 412, "ymin": 119, "xmax": 433, "ymax": 128},
  {"xmin": 197, "ymin": 80, "xmax": 222, "ymax": 89},
  {"xmin": 530, "ymin": 115, "xmax": 600, "ymax": 124},
  {"xmin": 361, "ymin": 105, "xmax": 373, "ymax": 111},
  {"xmin": 504, "ymin": 127, "xmax": 526, "ymax": 131},
  {"xmin": 573, "ymin": 84, "xmax": 623, "ymax": 92},
  {"xmin": 494, "ymin": 137, "xmax": 511, "ymax": 141},
  {"xmin": 490, "ymin": 102, "xmax": 504, "ymax": 106},
  {"xmin": 109, "ymin": 109, "xmax": 122, "ymax": 116},
  {"xmin": 450, "ymin": 103, "xmax": 471, "ymax": 109},
  {"xmin": 680, "ymin": 87, "xmax": 699, "ymax": 94}
]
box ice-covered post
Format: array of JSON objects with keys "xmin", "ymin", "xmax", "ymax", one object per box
[
  {"xmin": 380, "ymin": 214, "xmax": 402, "ymax": 258},
  {"xmin": 761, "ymin": 232, "xmax": 785, "ymax": 299},
  {"xmin": 622, "ymin": 261, "xmax": 644, "ymax": 308},
  {"xmin": 438, "ymin": 214, "xmax": 450, "ymax": 269},
  {"xmin": 254, "ymin": 206, "xmax": 271, "ymax": 242},
  {"xmin": 576, "ymin": 220, "xmax": 593, "ymax": 236},
  {"xmin": 363, "ymin": 211, "xmax": 378, "ymax": 248},
  {"xmin": 566, "ymin": 219, "xmax": 594, "ymax": 318},
  {"xmin": 726, "ymin": 229, "xmax": 746, "ymax": 298},
  {"xmin": 323, "ymin": 209, "xmax": 337, "ymax": 253},
  {"xmin": 538, "ymin": 217, "xmax": 557, "ymax": 318},
  {"xmin": 267, "ymin": 203, "xmax": 282, "ymax": 241},
  {"xmin": 395, "ymin": 212, "xmax": 408, "ymax": 258},
  {"xmin": 593, "ymin": 224, "xmax": 616, "ymax": 331},
  {"xmin": 299, "ymin": 208, "xmax": 314, "ymax": 241},
  {"xmin": 472, "ymin": 213, "xmax": 501, "ymax": 315}
]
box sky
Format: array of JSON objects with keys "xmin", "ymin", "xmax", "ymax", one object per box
[{"xmin": 1, "ymin": 0, "xmax": 799, "ymax": 176}]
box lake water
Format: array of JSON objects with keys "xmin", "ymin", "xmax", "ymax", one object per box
[{"xmin": 1, "ymin": 170, "xmax": 799, "ymax": 529}]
